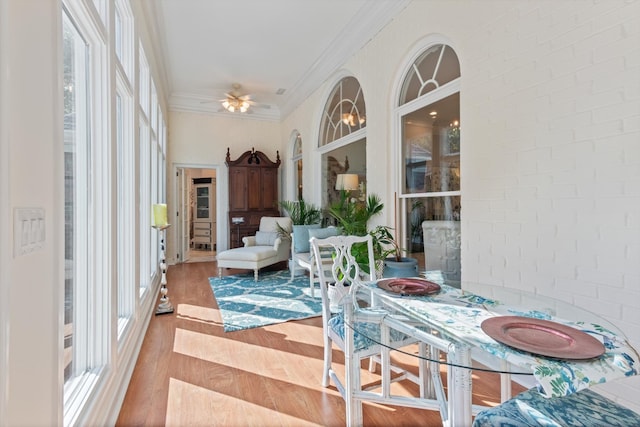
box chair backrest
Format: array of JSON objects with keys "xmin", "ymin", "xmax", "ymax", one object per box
[
  {"xmin": 310, "ymin": 234, "xmax": 377, "ymax": 320},
  {"xmin": 258, "ymin": 216, "xmax": 292, "ymax": 233}
]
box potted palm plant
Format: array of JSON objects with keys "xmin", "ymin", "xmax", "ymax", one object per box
[
  {"xmin": 328, "ymin": 190, "xmax": 418, "ymax": 277},
  {"xmin": 279, "ymin": 198, "xmax": 322, "ymax": 226},
  {"xmin": 278, "ymin": 198, "xmax": 323, "ymax": 254},
  {"xmin": 328, "ymin": 191, "xmax": 395, "ymax": 276}
]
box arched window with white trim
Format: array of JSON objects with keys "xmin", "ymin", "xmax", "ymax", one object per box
[
  {"xmin": 397, "ymin": 43, "xmax": 461, "ymax": 286},
  {"xmin": 318, "ymin": 76, "xmax": 367, "ymax": 209}
]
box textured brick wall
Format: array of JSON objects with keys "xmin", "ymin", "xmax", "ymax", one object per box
[{"xmin": 457, "ymin": 0, "xmax": 639, "ymax": 410}]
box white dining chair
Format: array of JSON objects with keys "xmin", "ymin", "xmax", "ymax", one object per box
[{"xmin": 310, "ymin": 234, "xmax": 446, "ymax": 425}]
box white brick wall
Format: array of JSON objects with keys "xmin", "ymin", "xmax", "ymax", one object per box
[{"xmin": 457, "ymin": 0, "xmax": 640, "ymax": 412}]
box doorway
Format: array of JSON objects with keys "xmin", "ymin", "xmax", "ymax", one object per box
[{"xmin": 176, "ymin": 166, "xmax": 218, "ymax": 263}]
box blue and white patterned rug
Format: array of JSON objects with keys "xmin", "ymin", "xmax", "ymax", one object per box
[{"xmin": 209, "ymin": 270, "xmax": 322, "ymax": 332}]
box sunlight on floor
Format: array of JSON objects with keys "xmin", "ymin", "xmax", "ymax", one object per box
[
  {"xmin": 176, "ymin": 303, "xmax": 222, "ymax": 325},
  {"xmin": 166, "ymin": 377, "xmax": 319, "ymax": 426},
  {"xmin": 173, "ymin": 327, "xmax": 323, "ymax": 372},
  {"xmin": 261, "ymin": 321, "xmax": 323, "ymax": 346}
]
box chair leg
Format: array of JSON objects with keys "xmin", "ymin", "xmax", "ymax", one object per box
[
  {"xmin": 218, "ymin": 267, "xmax": 222, "ymax": 278},
  {"xmin": 322, "ymin": 335, "xmax": 332, "ymax": 388},
  {"xmin": 254, "ymin": 269, "xmax": 259, "ymax": 281},
  {"xmin": 418, "ymin": 343, "xmax": 432, "ymax": 399}
]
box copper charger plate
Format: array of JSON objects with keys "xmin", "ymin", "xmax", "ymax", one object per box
[
  {"xmin": 481, "ymin": 316, "xmax": 605, "ymax": 360},
  {"xmin": 377, "ymin": 278, "xmax": 441, "ymax": 296}
]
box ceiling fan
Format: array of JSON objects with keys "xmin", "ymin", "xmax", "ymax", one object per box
[{"xmin": 204, "ymin": 83, "xmax": 269, "ymax": 113}]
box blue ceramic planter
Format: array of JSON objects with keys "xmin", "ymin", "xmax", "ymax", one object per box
[{"xmin": 382, "ymin": 257, "xmax": 419, "ymax": 278}]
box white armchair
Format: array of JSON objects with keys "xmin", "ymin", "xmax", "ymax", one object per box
[{"xmin": 217, "ymin": 216, "xmax": 293, "ymax": 281}]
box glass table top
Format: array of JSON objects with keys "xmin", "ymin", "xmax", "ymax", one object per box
[{"xmin": 342, "ymin": 277, "xmax": 639, "ymax": 394}]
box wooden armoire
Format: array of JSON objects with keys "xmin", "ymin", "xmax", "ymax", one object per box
[{"xmin": 226, "ymin": 148, "xmax": 280, "ymax": 248}]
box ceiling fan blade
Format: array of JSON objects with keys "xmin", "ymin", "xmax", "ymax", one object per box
[{"xmin": 250, "ymin": 101, "xmax": 270, "ymax": 109}]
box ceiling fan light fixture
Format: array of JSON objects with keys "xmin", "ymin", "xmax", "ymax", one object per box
[{"xmin": 222, "ymin": 96, "xmax": 251, "ymax": 113}]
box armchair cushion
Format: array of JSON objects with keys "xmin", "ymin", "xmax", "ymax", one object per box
[
  {"xmin": 259, "ymin": 216, "xmax": 293, "ymax": 233},
  {"xmin": 255, "ymin": 231, "xmax": 279, "ymax": 246},
  {"xmin": 308, "ymin": 226, "xmax": 341, "ymax": 240},
  {"xmin": 292, "ymin": 224, "xmax": 321, "ymax": 253}
]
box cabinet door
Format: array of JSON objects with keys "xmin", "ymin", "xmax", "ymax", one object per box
[
  {"xmin": 247, "ymin": 168, "xmax": 261, "ymax": 209},
  {"xmin": 195, "ymin": 184, "xmax": 211, "ymax": 220},
  {"xmin": 261, "ymin": 168, "xmax": 277, "ymax": 210},
  {"xmin": 229, "ymin": 168, "xmax": 247, "ymax": 210}
]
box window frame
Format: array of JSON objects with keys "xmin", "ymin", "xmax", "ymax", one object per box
[
  {"xmin": 62, "ymin": 1, "xmax": 112, "ymax": 424},
  {"xmin": 317, "ymin": 76, "xmax": 368, "ymax": 211},
  {"xmin": 394, "ymin": 40, "xmax": 462, "ymax": 283}
]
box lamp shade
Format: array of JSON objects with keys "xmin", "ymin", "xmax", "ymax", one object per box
[
  {"xmin": 335, "ymin": 173, "xmax": 359, "ymax": 191},
  {"xmin": 152, "ymin": 204, "xmax": 168, "ymax": 227}
]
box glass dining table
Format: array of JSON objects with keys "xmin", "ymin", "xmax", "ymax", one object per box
[{"xmin": 345, "ymin": 277, "xmax": 640, "ymax": 427}]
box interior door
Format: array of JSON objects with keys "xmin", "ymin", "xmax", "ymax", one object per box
[{"xmin": 178, "ymin": 168, "xmax": 191, "ymax": 262}]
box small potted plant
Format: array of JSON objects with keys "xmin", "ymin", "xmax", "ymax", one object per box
[{"xmin": 374, "ymin": 225, "xmax": 419, "ymax": 278}]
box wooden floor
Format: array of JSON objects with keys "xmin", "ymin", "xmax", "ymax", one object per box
[{"xmin": 116, "ymin": 261, "xmax": 523, "ymax": 426}]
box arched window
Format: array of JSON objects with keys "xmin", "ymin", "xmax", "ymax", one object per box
[
  {"xmin": 397, "ymin": 43, "xmax": 461, "ymax": 286},
  {"xmin": 318, "ymin": 76, "xmax": 367, "ymax": 209},
  {"xmin": 291, "ymin": 131, "xmax": 303, "ymax": 200},
  {"xmin": 319, "ymin": 76, "xmax": 366, "ymax": 146}
]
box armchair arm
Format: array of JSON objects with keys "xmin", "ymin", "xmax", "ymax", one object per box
[
  {"xmin": 243, "ymin": 236, "xmax": 256, "ymax": 247},
  {"xmin": 273, "ymin": 236, "xmax": 283, "ymax": 250}
]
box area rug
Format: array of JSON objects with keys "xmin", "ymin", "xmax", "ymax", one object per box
[{"xmin": 209, "ymin": 270, "xmax": 322, "ymax": 332}]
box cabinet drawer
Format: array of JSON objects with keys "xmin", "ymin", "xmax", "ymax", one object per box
[
  {"xmin": 194, "ymin": 222, "xmax": 211, "ymax": 230},
  {"xmin": 194, "ymin": 229, "xmax": 211, "ymax": 237}
]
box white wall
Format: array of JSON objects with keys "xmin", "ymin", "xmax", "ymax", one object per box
[
  {"xmin": 4, "ymin": 0, "xmax": 62, "ymax": 424},
  {"xmin": 167, "ymin": 111, "xmax": 283, "ymax": 255},
  {"xmin": 280, "ymin": 0, "xmax": 640, "ymax": 412},
  {"xmin": 456, "ymin": 0, "xmax": 640, "ymax": 409},
  {"xmin": 0, "ymin": 0, "xmax": 9, "ymax": 423}
]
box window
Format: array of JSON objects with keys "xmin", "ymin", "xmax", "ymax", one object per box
[
  {"xmin": 116, "ymin": 75, "xmax": 134, "ymax": 337},
  {"xmin": 397, "ymin": 43, "xmax": 461, "ymax": 286},
  {"xmin": 62, "ymin": 4, "xmax": 111, "ymax": 423},
  {"xmin": 138, "ymin": 47, "xmax": 165, "ymax": 293},
  {"xmin": 114, "ymin": 0, "xmax": 133, "ymax": 80},
  {"xmin": 292, "ymin": 132, "xmax": 303, "ymax": 200},
  {"xmin": 319, "ymin": 77, "xmax": 367, "ymax": 210},
  {"xmin": 115, "ymin": 0, "xmax": 134, "ymax": 340},
  {"xmin": 319, "ymin": 76, "xmax": 366, "ymax": 147},
  {"xmin": 62, "ymin": 1, "xmax": 167, "ymax": 422}
]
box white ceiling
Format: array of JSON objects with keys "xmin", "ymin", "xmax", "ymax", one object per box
[{"xmin": 145, "ymin": 0, "xmax": 411, "ymax": 120}]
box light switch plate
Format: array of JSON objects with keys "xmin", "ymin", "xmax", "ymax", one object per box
[{"xmin": 14, "ymin": 208, "xmax": 45, "ymax": 256}]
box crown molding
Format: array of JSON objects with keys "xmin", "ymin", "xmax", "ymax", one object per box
[{"xmin": 279, "ymin": 0, "xmax": 411, "ymax": 118}]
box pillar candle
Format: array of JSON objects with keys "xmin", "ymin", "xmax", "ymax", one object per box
[{"xmin": 153, "ymin": 204, "xmax": 168, "ymax": 227}]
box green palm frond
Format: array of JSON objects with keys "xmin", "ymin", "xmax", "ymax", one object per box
[{"xmin": 279, "ymin": 198, "xmax": 322, "ymax": 225}]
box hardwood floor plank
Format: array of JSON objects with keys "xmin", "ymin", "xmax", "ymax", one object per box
[{"xmin": 116, "ymin": 261, "xmax": 522, "ymax": 426}]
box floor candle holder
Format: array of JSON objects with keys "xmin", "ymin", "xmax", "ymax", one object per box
[{"xmin": 153, "ymin": 224, "xmax": 174, "ymax": 315}]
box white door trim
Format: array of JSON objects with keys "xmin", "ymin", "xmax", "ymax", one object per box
[{"xmin": 172, "ymin": 163, "xmax": 228, "ymax": 263}]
